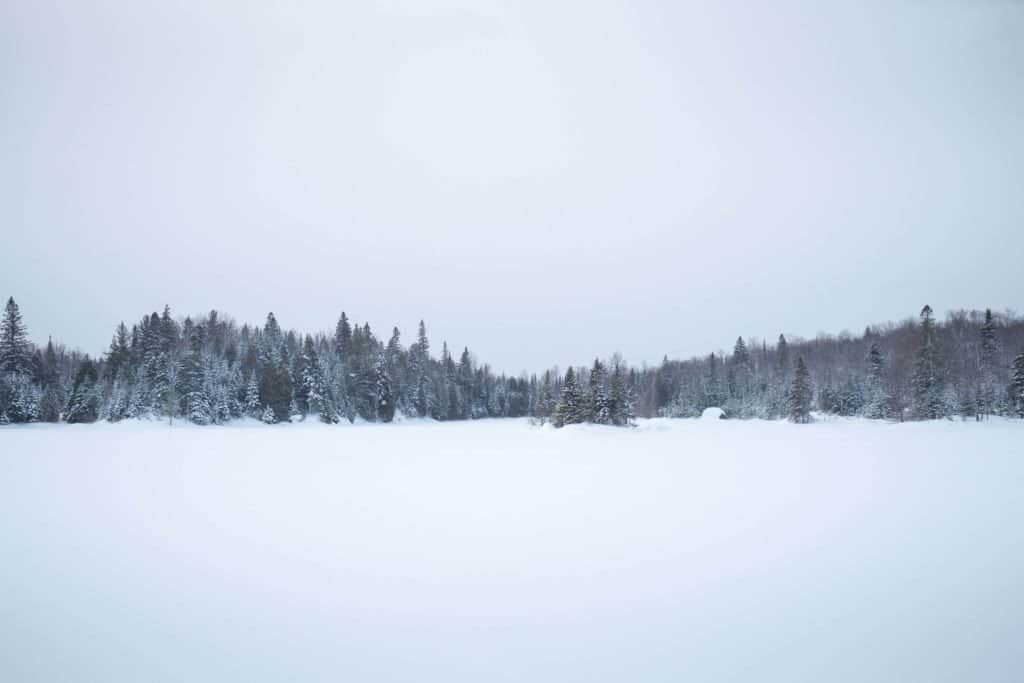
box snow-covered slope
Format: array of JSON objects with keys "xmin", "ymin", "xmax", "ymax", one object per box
[{"xmin": 2, "ymin": 418, "xmax": 1022, "ymax": 682}]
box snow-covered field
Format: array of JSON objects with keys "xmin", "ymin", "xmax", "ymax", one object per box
[{"xmin": 2, "ymin": 417, "xmax": 1022, "ymax": 682}]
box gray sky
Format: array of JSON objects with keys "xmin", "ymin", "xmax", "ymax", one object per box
[{"xmin": 2, "ymin": 0, "xmax": 1022, "ymax": 374}]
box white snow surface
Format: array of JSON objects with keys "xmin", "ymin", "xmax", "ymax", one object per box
[
  {"xmin": 701, "ymin": 406, "xmax": 726, "ymax": 420},
  {"xmin": 2, "ymin": 417, "xmax": 1023, "ymax": 682}
]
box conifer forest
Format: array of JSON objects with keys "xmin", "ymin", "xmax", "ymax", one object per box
[{"xmin": 2, "ymin": 296, "xmax": 1022, "ymax": 427}]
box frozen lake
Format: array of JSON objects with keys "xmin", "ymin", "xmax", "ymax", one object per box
[{"xmin": 2, "ymin": 417, "xmax": 1022, "ymax": 682}]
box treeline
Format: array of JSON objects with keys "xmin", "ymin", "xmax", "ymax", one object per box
[
  {"xmin": 648, "ymin": 305, "xmax": 1024, "ymax": 422},
  {"xmin": 1, "ymin": 298, "xmax": 1023, "ymax": 427}
]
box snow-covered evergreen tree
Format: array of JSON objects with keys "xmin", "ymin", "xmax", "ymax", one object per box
[
  {"xmin": 0, "ymin": 297, "xmax": 32, "ymax": 376},
  {"xmin": 608, "ymin": 363, "xmax": 633, "ymax": 426},
  {"xmin": 178, "ymin": 326, "xmax": 211, "ymax": 424},
  {"xmin": 185, "ymin": 386, "xmax": 212, "ymax": 425},
  {"xmin": 36, "ymin": 338, "xmax": 63, "ymax": 422},
  {"xmin": 5, "ymin": 373, "xmax": 40, "ymax": 423},
  {"xmin": 775, "ymin": 334, "xmax": 790, "ymax": 378},
  {"xmin": 588, "ymin": 359, "xmax": 610, "ymax": 424},
  {"xmin": 553, "ymin": 367, "xmax": 585, "ymax": 427},
  {"xmin": 334, "ymin": 312, "xmax": 352, "ymax": 361},
  {"xmin": 456, "ymin": 347, "xmax": 473, "ymax": 419},
  {"xmin": 0, "ymin": 297, "xmax": 37, "ymax": 423},
  {"xmin": 863, "ymin": 342, "xmax": 889, "ymax": 419},
  {"xmin": 244, "ymin": 371, "xmax": 261, "ymax": 417},
  {"xmin": 705, "ymin": 352, "xmax": 724, "ymax": 408},
  {"xmin": 1011, "ymin": 350, "xmax": 1024, "ymax": 418},
  {"xmin": 764, "ymin": 334, "xmax": 790, "ymax": 418},
  {"xmin": 979, "ymin": 308, "xmax": 999, "ymax": 417},
  {"xmin": 66, "ymin": 358, "xmax": 100, "ymax": 423},
  {"xmin": 300, "ymin": 336, "xmax": 336, "ymax": 423},
  {"xmin": 535, "ymin": 370, "xmax": 555, "ymax": 421},
  {"xmin": 258, "ymin": 313, "xmax": 293, "ymax": 422},
  {"xmin": 411, "ymin": 320, "xmax": 432, "ymax": 418},
  {"xmin": 375, "ymin": 354, "xmax": 395, "ymax": 423},
  {"xmin": 911, "ymin": 305, "xmax": 944, "ymax": 420},
  {"xmin": 788, "ymin": 356, "xmax": 813, "ymax": 423}
]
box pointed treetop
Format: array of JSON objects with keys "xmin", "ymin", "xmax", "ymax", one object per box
[{"xmin": 1, "ymin": 296, "xmax": 32, "ymax": 374}]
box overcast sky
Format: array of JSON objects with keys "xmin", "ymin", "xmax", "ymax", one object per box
[{"xmin": 2, "ymin": 0, "xmax": 1022, "ymax": 374}]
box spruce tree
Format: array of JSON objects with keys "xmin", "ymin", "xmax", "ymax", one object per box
[
  {"xmin": 259, "ymin": 360, "xmax": 292, "ymax": 423},
  {"xmin": 588, "ymin": 358, "xmax": 610, "ymax": 424},
  {"xmin": 38, "ymin": 339, "xmax": 63, "ymax": 422},
  {"xmin": 767, "ymin": 334, "xmax": 791, "ymax": 418},
  {"xmin": 958, "ymin": 385, "xmax": 977, "ymax": 422},
  {"xmin": 178, "ymin": 327, "xmax": 210, "ymax": 424},
  {"xmin": 151, "ymin": 351, "xmax": 179, "ymax": 423},
  {"xmin": 412, "ymin": 320, "xmax": 432, "ymax": 417},
  {"xmin": 776, "ymin": 334, "xmax": 790, "ymax": 378},
  {"xmin": 1011, "ymin": 350, "xmax": 1024, "ymax": 418},
  {"xmin": 729, "ymin": 336, "xmax": 753, "ymax": 415},
  {"xmin": 0, "ymin": 302, "xmax": 42, "ymax": 424},
  {"xmin": 788, "ymin": 356, "xmax": 813, "ymax": 423},
  {"xmin": 979, "ymin": 308, "xmax": 998, "ymax": 417},
  {"xmin": 66, "ymin": 358, "xmax": 100, "ymax": 423},
  {"xmin": 385, "ymin": 327, "xmax": 405, "ymax": 412},
  {"xmin": 457, "ymin": 347, "xmax": 473, "ymax": 419},
  {"xmin": 159, "ymin": 305, "xmax": 179, "ymax": 352},
  {"xmin": 1, "ymin": 297, "xmax": 32, "ymax": 376},
  {"xmin": 553, "ymin": 366, "xmax": 585, "ymax": 427},
  {"xmin": 244, "ymin": 371, "xmax": 261, "ymax": 418},
  {"xmin": 300, "ymin": 336, "xmax": 336, "ymax": 423},
  {"xmin": 141, "ymin": 312, "xmax": 163, "ymax": 408},
  {"xmin": 435, "ymin": 368, "xmax": 451, "ymax": 421},
  {"xmin": 705, "ymin": 353, "xmax": 724, "ymax": 408},
  {"xmin": 864, "ymin": 342, "xmax": 889, "ymax": 419},
  {"xmin": 375, "ymin": 354, "xmax": 395, "ymax": 423},
  {"xmin": 258, "ymin": 313, "xmax": 293, "ymax": 422},
  {"xmin": 911, "ymin": 305, "xmax": 943, "ymax": 420},
  {"xmin": 334, "ymin": 312, "xmax": 352, "ymax": 360},
  {"xmin": 732, "ymin": 337, "xmax": 750, "ymax": 387},
  {"xmin": 4, "ymin": 373, "xmax": 40, "ymax": 423},
  {"xmin": 608, "ymin": 363, "xmax": 633, "ymax": 426},
  {"xmin": 351, "ymin": 323, "xmax": 385, "ymax": 420},
  {"xmin": 185, "ymin": 385, "xmax": 212, "ymax": 425},
  {"xmin": 293, "ymin": 335, "xmax": 313, "ymax": 417},
  {"xmin": 536, "ymin": 370, "xmax": 554, "ymax": 421},
  {"xmin": 107, "ymin": 322, "xmax": 131, "ymax": 380}
]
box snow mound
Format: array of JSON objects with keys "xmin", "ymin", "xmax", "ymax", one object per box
[{"xmin": 701, "ymin": 406, "xmax": 726, "ymax": 420}]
